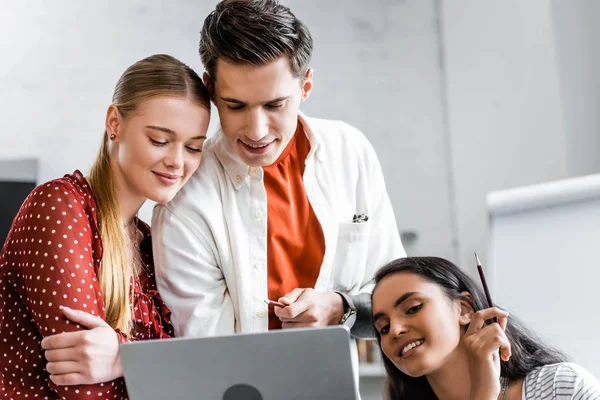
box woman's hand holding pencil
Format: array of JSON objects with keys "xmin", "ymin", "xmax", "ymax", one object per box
[
  {"xmin": 467, "ymin": 252, "xmax": 512, "ymax": 399},
  {"xmin": 463, "ymin": 307, "xmax": 511, "ymax": 399}
]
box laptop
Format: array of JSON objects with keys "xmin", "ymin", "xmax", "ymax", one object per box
[{"xmin": 119, "ymin": 325, "xmax": 358, "ymax": 400}]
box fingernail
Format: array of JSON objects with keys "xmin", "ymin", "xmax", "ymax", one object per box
[{"xmin": 59, "ymin": 305, "xmax": 71, "ymax": 311}]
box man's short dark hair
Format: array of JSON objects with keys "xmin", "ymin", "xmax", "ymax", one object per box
[{"xmin": 199, "ymin": 0, "xmax": 313, "ymax": 81}]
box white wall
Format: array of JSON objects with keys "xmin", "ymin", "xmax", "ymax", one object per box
[
  {"xmin": 440, "ymin": 0, "xmax": 569, "ymax": 276},
  {"xmin": 551, "ymin": 0, "xmax": 600, "ymax": 178}
]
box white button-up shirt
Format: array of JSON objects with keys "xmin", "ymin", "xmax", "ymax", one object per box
[{"xmin": 152, "ymin": 112, "xmax": 406, "ymax": 337}]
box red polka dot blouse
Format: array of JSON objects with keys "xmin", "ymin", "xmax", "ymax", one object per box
[{"xmin": 0, "ymin": 171, "xmax": 173, "ymax": 399}]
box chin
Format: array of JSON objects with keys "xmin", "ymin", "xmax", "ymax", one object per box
[
  {"xmin": 405, "ymin": 363, "xmax": 439, "ymax": 379},
  {"xmin": 399, "ymin": 367, "xmax": 425, "ymax": 378},
  {"xmin": 237, "ymin": 147, "xmax": 281, "ymax": 167},
  {"xmin": 147, "ymin": 189, "xmax": 179, "ymax": 205},
  {"xmin": 391, "ymin": 358, "xmax": 434, "ymax": 379}
]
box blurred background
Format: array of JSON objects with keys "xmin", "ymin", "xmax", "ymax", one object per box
[{"xmin": 1, "ymin": 1, "xmax": 599, "ymax": 398}]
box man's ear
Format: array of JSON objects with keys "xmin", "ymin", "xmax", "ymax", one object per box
[
  {"xmin": 457, "ymin": 292, "xmax": 475, "ymax": 326},
  {"xmin": 300, "ymin": 68, "xmax": 313, "ymax": 102},
  {"xmin": 203, "ymin": 72, "xmax": 215, "ymax": 102}
]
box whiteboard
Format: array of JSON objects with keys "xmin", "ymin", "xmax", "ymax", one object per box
[{"xmin": 487, "ymin": 174, "xmax": 600, "ymax": 377}]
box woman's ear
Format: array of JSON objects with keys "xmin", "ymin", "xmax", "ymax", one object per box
[
  {"xmin": 105, "ymin": 105, "xmax": 121, "ymax": 141},
  {"xmin": 457, "ymin": 292, "xmax": 475, "ymax": 326}
]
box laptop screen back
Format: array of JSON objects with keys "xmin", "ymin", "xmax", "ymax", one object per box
[{"xmin": 119, "ymin": 326, "xmax": 358, "ymax": 400}]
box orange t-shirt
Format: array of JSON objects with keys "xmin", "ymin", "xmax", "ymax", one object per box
[{"xmin": 263, "ymin": 122, "xmax": 325, "ymax": 330}]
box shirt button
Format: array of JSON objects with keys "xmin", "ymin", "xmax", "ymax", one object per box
[
  {"xmin": 235, "ymin": 175, "xmax": 242, "ymax": 183},
  {"xmin": 257, "ymin": 311, "xmax": 266, "ymax": 318},
  {"xmin": 254, "ymin": 210, "xmax": 263, "ymax": 219},
  {"xmin": 249, "ymin": 167, "xmax": 258, "ymax": 175},
  {"xmin": 253, "ymin": 263, "xmax": 261, "ymax": 270}
]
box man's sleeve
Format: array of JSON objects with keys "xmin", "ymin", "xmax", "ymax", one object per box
[
  {"xmin": 151, "ymin": 204, "xmax": 235, "ymax": 337},
  {"xmin": 348, "ymin": 133, "xmax": 406, "ymax": 338}
]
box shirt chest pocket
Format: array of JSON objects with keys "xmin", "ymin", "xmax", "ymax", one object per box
[{"xmin": 329, "ymin": 221, "xmax": 370, "ymax": 292}]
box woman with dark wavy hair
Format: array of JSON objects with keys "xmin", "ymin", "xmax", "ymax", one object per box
[{"xmin": 371, "ymin": 256, "xmax": 600, "ymax": 400}]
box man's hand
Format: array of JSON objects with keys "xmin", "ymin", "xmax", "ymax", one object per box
[
  {"xmin": 41, "ymin": 306, "xmax": 124, "ymax": 386},
  {"xmin": 274, "ymin": 288, "xmax": 344, "ymax": 329}
]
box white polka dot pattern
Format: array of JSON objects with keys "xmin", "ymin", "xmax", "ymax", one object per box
[{"xmin": 0, "ymin": 171, "xmax": 173, "ymax": 399}]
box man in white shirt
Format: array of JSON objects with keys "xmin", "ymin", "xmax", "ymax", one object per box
[{"xmin": 152, "ymin": 0, "xmax": 406, "ymax": 339}]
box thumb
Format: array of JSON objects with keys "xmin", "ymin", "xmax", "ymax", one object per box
[
  {"xmin": 60, "ymin": 306, "xmax": 109, "ymax": 329},
  {"xmin": 280, "ymin": 288, "xmax": 306, "ymax": 305}
]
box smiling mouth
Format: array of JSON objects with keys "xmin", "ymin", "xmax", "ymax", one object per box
[
  {"xmin": 242, "ymin": 142, "xmax": 271, "ymax": 149},
  {"xmin": 400, "ymin": 339, "xmax": 425, "ymax": 357},
  {"xmin": 153, "ymin": 172, "xmax": 181, "ymax": 180},
  {"xmin": 152, "ymin": 171, "xmax": 183, "ymax": 186},
  {"xmin": 239, "ymin": 139, "xmax": 275, "ymax": 154},
  {"xmin": 154, "ymin": 171, "xmax": 181, "ymax": 179}
]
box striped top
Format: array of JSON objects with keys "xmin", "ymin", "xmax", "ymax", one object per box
[{"xmin": 523, "ymin": 363, "xmax": 600, "ymax": 399}]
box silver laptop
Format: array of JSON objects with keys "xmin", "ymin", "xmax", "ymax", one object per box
[{"xmin": 119, "ymin": 325, "xmax": 358, "ymax": 400}]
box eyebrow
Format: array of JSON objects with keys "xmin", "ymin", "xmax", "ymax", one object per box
[
  {"xmin": 219, "ymin": 96, "xmax": 290, "ymax": 106},
  {"xmin": 145, "ymin": 125, "xmax": 207, "ymax": 140},
  {"xmin": 372, "ymin": 292, "xmax": 420, "ymax": 324}
]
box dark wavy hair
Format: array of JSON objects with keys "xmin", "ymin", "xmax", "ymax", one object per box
[{"xmin": 372, "ymin": 257, "xmax": 566, "ymax": 400}]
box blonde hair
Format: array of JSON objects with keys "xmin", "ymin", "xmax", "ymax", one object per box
[{"xmin": 88, "ymin": 54, "xmax": 210, "ymax": 334}]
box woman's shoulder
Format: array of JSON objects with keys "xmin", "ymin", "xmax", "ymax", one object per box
[
  {"xmin": 524, "ymin": 362, "xmax": 600, "ymax": 399},
  {"xmin": 11, "ymin": 170, "xmax": 98, "ymax": 232},
  {"xmin": 28, "ymin": 170, "xmax": 94, "ymax": 205}
]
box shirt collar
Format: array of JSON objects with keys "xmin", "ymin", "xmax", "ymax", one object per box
[
  {"xmin": 212, "ymin": 111, "xmax": 326, "ymax": 190},
  {"xmin": 298, "ymin": 111, "xmax": 326, "ymax": 163}
]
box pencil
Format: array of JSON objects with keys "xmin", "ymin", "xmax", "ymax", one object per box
[
  {"xmin": 475, "ymin": 252, "xmax": 498, "ymax": 324},
  {"xmin": 264, "ymin": 299, "xmax": 286, "ymax": 308}
]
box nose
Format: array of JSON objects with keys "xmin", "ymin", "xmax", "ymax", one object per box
[
  {"xmin": 244, "ymin": 109, "xmax": 269, "ymax": 141},
  {"xmin": 390, "ymin": 319, "xmax": 408, "ymax": 339},
  {"xmin": 164, "ymin": 144, "xmax": 184, "ymax": 170}
]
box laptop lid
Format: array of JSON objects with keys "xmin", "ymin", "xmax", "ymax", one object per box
[{"xmin": 119, "ymin": 325, "xmax": 358, "ymax": 400}]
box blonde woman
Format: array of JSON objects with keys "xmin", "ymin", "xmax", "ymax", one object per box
[{"xmin": 0, "ymin": 54, "xmax": 211, "ymax": 399}]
